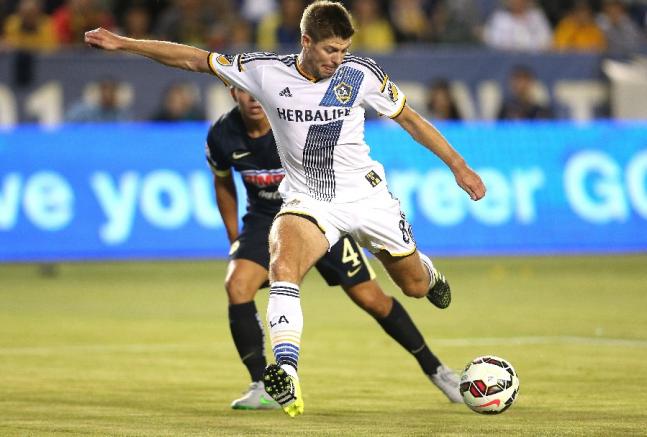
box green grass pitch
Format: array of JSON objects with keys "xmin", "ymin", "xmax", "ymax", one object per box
[{"xmin": 1, "ymin": 255, "xmax": 646, "ymax": 436}]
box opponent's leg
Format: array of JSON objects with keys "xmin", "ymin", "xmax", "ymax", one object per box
[
  {"xmin": 225, "ymin": 259, "xmax": 279, "ymax": 410},
  {"xmin": 375, "ymin": 250, "xmax": 451, "ymax": 309},
  {"xmin": 343, "ymin": 281, "xmax": 461, "ymax": 402},
  {"xmin": 264, "ymin": 214, "xmax": 328, "ymax": 417}
]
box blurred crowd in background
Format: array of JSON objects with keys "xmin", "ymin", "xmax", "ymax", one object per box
[
  {"xmin": 1, "ymin": 0, "xmax": 646, "ymax": 55},
  {"xmin": 2, "ymin": 0, "xmax": 646, "ymax": 124}
]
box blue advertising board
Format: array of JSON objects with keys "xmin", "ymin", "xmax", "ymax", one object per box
[
  {"xmin": 368, "ymin": 121, "xmax": 647, "ymax": 255},
  {"xmin": 1, "ymin": 121, "xmax": 646, "ymax": 261}
]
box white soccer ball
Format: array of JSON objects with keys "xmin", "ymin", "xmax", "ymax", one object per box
[{"xmin": 459, "ymin": 355, "xmax": 520, "ymax": 414}]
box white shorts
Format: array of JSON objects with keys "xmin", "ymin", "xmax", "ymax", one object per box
[{"xmin": 276, "ymin": 189, "xmax": 417, "ymax": 257}]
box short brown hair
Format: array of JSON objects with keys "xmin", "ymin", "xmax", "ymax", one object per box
[{"xmin": 300, "ymin": 1, "xmax": 355, "ymax": 43}]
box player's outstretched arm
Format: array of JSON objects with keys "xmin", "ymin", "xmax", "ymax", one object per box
[
  {"xmin": 214, "ymin": 173, "xmax": 239, "ymax": 244},
  {"xmin": 394, "ymin": 105, "xmax": 486, "ymax": 201},
  {"xmin": 84, "ymin": 27, "xmax": 211, "ymax": 74}
]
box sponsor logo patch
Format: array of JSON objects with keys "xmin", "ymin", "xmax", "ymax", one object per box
[
  {"xmin": 232, "ymin": 151, "xmax": 252, "ymax": 160},
  {"xmin": 365, "ymin": 170, "xmax": 382, "ymax": 187},
  {"xmin": 347, "ymin": 266, "xmax": 362, "ymax": 277},
  {"xmin": 283, "ymin": 199, "xmax": 301, "ymax": 209},
  {"xmin": 216, "ymin": 54, "xmax": 235, "ymax": 66},
  {"xmin": 388, "ymin": 82, "xmax": 399, "ymax": 103},
  {"xmin": 240, "ymin": 169, "xmax": 285, "ymax": 187}
]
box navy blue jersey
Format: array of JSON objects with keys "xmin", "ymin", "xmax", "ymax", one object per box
[{"xmin": 206, "ymin": 107, "xmax": 284, "ymax": 218}]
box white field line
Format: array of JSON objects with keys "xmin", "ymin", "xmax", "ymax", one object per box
[
  {"xmin": 0, "ymin": 343, "xmax": 207, "ymax": 356},
  {"xmin": 432, "ymin": 336, "xmax": 647, "ymax": 348},
  {"xmin": 0, "ymin": 336, "xmax": 646, "ymax": 356}
]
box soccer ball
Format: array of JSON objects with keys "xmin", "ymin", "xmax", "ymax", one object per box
[{"xmin": 459, "ymin": 356, "xmax": 520, "ymax": 414}]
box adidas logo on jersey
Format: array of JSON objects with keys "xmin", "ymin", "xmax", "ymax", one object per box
[{"xmin": 279, "ymin": 87, "xmax": 292, "ymax": 97}]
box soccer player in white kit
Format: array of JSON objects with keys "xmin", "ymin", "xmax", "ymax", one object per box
[{"xmin": 85, "ymin": 0, "xmax": 486, "ymax": 418}]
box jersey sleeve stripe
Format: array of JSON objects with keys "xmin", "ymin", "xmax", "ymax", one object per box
[
  {"xmin": 388, "ymin": 96, "xmax": 407, "ymax": 119},
  {"xmin": 241, "ymin": 51, "xmax": 278, "ymax": 59},
  {"xmin": 207, "ymin": 158, "xmax": 231, "ymax": 178},
  {"xmin": 279, "ymin": 55, "xmax": 297, "ymax": 66},
  {"xmin": 379, "ymin": 75, "xmax": 389, "ymax": 92},
  {"xmin": 346, "ymin": 59, "xmax": 383, "ymax": 82},
  {"xmin": 205, "ymin": 155, "xmax": 231, "ymax": 177},
  {"xmin": 240, "ymin": 55, "xmax": 280, "ymax": 64},
  {"xmin": 239, "ymin": 52, "xmax": 280, "ymax": 67},
  {"xmin": 343, "ymin": 55, "xmax": 386, "ymax": 82}
]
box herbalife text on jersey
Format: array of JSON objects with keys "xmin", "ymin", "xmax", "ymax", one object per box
[{"xmin": 276, "ymin": 107, "xmax": 352, "ymax": 123}]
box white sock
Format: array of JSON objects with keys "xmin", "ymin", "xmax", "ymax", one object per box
[
  {"xmin": 267, "ymin": 281, "xmax": 303, "ymax": 375},
  {"xmin": 418, "ymin": 252, "xmax": 436, "ymax": 289}
]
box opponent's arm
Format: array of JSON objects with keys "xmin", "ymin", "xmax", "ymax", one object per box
[
  {"xmin": 394, "ymin": 105, "xmax": 486, "ymax": 201},
  {"xmin": 84, "ymin": 27, "xmax": 210, "ymax": 73},
  {"xmin": 214, "ymin": 173, "xmax": 239, "ymax": 243}
]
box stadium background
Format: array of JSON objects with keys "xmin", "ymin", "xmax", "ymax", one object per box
[{"xmin": 2, "ymin": 0, "xmax": 647, "ymax": 435}]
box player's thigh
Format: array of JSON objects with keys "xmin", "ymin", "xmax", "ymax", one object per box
[
  {"xmin": 224, "ymin": 258, "xmax": 269, "ymax": 304},
  {"xmin": 375, "ymin": 250, "xmax": 429, "ymax": 297},
  {"xmin": 268, "ymin": 213, "xmax": 329, "ymax": 284}
]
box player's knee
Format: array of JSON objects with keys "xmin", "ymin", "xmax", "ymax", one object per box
[
  {"xmin": 268, "ymin": 258, "xmax": 297, "ymax": 283},
  {"xmin": 357, "ymin": 293, "xmax": 391, "ymax": 318},
  {"xmin": 360, "ymin": 296, "xmax": 391, "ymax": 319},
  {"xmin": 224, "ymin": 277, "xmax": 256, "ymax": 304},
  {"xmin": 345, "ymin": 282, "xmax": 392, "ymax": 318}
]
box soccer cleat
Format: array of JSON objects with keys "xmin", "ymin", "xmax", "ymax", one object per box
[
  {"xmin": 263, "ymin": 364, "xmax": 304, "ymax": 417},
  {"xmin": 231, "ymin": 381, "xmax": 281, "ymax": 410},
  {"xmin": 426, "ymin": 268, "xmax": 451, "ymax": 309},
  {"xmin": 430, "ymin": 365, "xmax": 463, "ymax": 403}
]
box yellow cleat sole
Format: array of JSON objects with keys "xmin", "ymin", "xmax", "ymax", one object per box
[{"xmin": 263, "ymin": 364, "xmax": 304, "ymax": 417}]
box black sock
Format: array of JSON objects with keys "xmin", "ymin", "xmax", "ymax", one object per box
[
  {"xmin": 228, "ymin": 301, "xmax": 266, "ymax": 382},
  {"xmin": 376, "ymin": 298, "xmax": 442, "ymax": 376}
]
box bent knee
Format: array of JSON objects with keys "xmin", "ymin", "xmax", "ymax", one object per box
[
  {"xmin": 268, "ymin": 259, "xmax": 296, "ymax": 283},
  {"xmin": 225, "ymin": 277, "xmax": 257, "ymax": 304}
]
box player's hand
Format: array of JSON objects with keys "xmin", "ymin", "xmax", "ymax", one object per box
[
  {"xmin": 454, "ymin": 165, "xmax": 486, "ymax": 201},
  {"xmin": 84, "ymin": 27, "xmax": 123, "ymax": 51}
]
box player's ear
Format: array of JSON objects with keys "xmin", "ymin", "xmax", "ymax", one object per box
[
  {"xmin": 229, "ymin": 86, "xmax": 237, "ymax": 102},
  {"xmin": 301, "ymin": 34, "xmax": 312, "ymax": 50}
]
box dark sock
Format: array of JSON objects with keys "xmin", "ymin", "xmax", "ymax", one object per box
[
  {"xmin": 229, "ymin": 301, "xmax": 266, "ymax": 382},
  {"xmin": 376, "ymin": 298, "xmax": 442, "ymax": 376}
]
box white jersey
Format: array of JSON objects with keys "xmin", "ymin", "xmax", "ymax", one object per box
[{"xmin": 207, "ymin": 51, "xmax": 407, "ymax": 203}]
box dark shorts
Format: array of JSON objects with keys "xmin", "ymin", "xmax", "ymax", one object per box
[{"xmin": 230, "ymin": 213, "xmax": 374, "ymax": 287}]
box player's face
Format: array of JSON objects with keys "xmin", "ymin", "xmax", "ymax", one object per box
[
  {"xmin": 231, "ymin": 88, "xmax": 266, "ymax": 121},
  {"xmin": 302, "ymin": 35, "xmax": 352, "ymax": 80}
]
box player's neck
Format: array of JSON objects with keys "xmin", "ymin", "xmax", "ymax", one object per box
[
  {"xmin": 241, "ymin": 115, "xmax": 271, "ymax": 139},
  {"xmin": 297, "ymin": 53, "xmax": 319, "ymax": 82}
]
